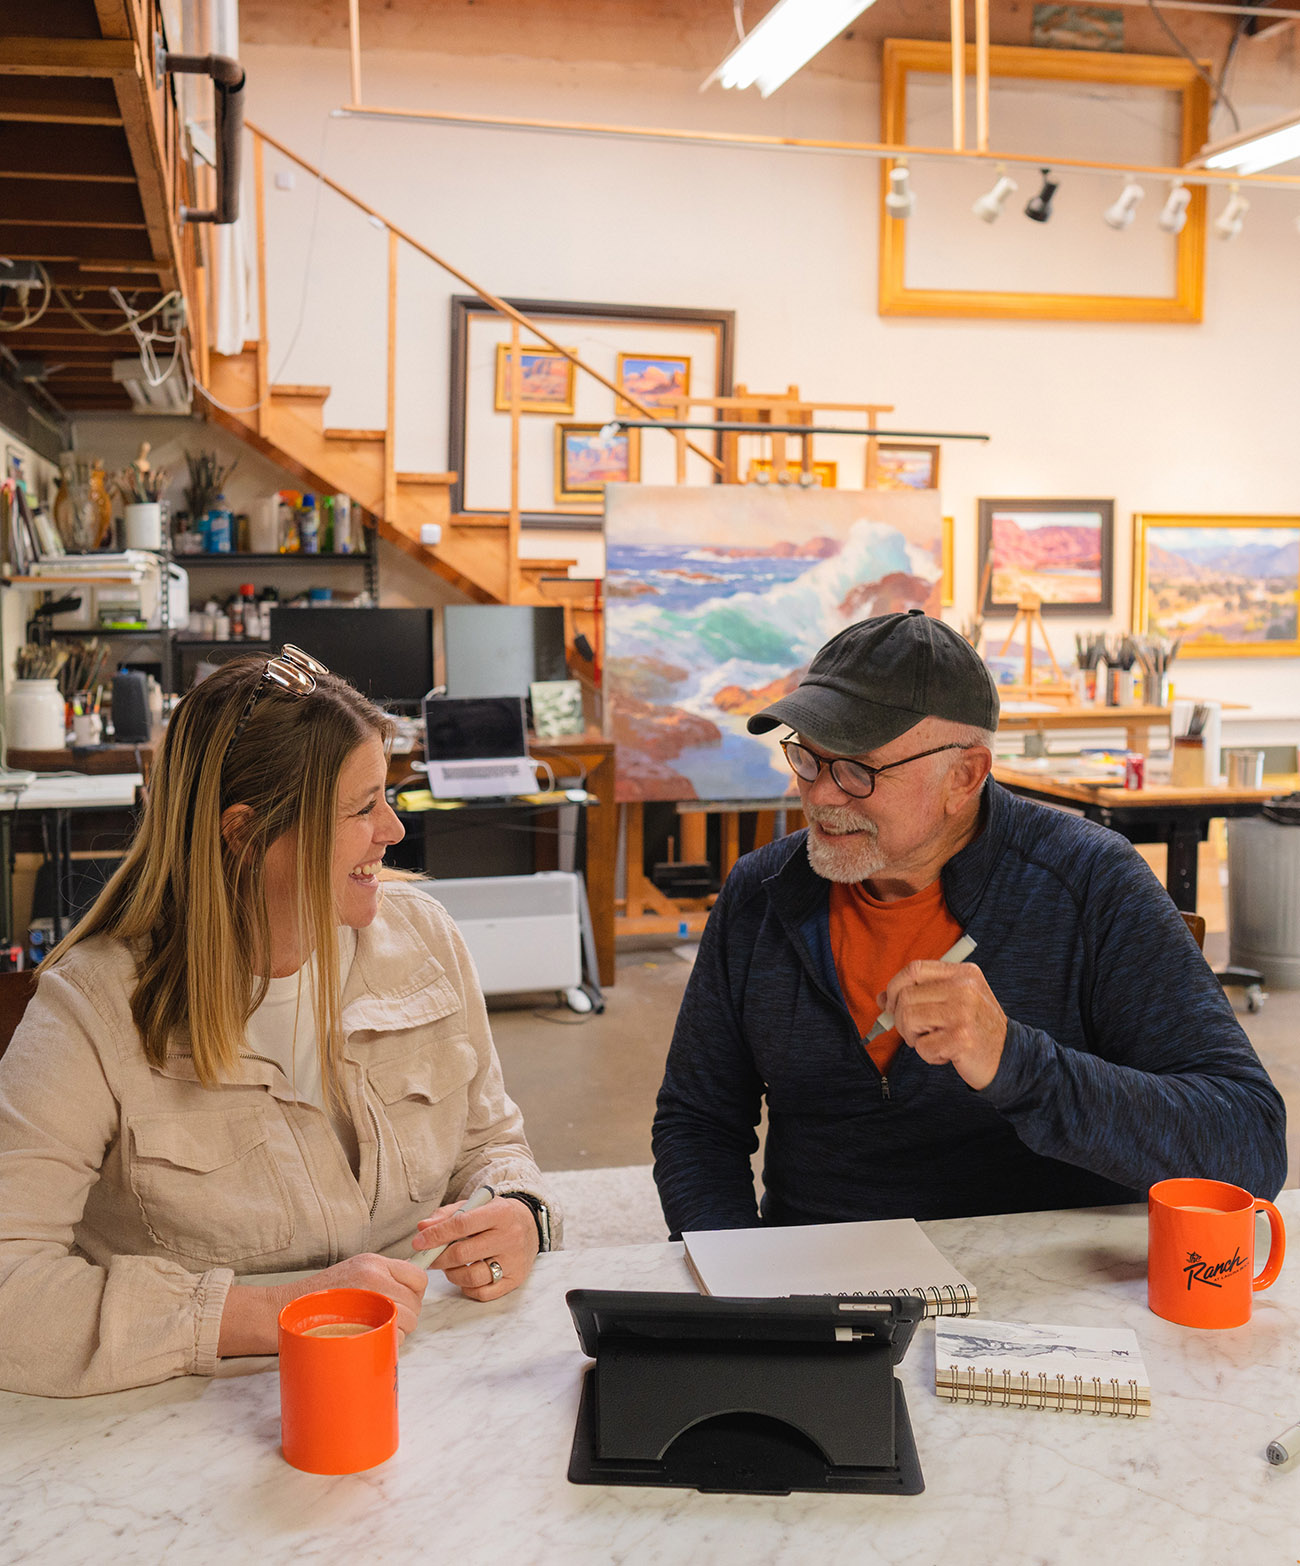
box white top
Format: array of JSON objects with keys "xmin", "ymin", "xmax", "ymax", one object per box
[{"xmin": 245, "ymin": 928, "xmax": 358, "ymax": 1161}]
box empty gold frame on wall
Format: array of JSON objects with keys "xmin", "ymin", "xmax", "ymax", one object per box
[{"xmin": 879, "ymin": 41, "xmax": 1210, "ymax": 323}]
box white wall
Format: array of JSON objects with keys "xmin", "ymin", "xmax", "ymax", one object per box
[{"xmin": 234, "ymin": 39, "xmax": 1300, "ymax": 743}]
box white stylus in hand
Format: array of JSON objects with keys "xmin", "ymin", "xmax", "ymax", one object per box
[
  {"xmin": 864, "ymin": 933, "xmax": 977, "ymax": 1044},
  {"xmin": 417, "ymin": 1182, "xmax": 496, "ymax": 1268}
]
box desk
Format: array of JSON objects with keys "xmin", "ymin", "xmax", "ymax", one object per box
[
  {"xmin": 0, "ymin": 772, "xmax": 142, "ymax": 942},
  {"xmin": 997, "ymin": 702, "xmax": 1173, "ymax": 756},
  {"xmin": 1, "ymin": 1194, "xmax": 1295, "ymax": 1564},
  {"xmin": 994, "ymin": 765, "xmax": 1286, "ymax": 910}
]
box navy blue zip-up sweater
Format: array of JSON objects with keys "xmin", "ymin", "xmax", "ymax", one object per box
[{"xmin": 652, "ymin": 781, "xmax": 1286, "ymax": 1234}]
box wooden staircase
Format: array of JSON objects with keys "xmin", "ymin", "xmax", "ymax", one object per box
[{"xmin": 205, "ymin": 346, "xmax": 577, "ymax": 607}]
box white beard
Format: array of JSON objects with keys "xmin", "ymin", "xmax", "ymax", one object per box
[{"xmin": 804, "ymin": 807, "xmax": 887, "ymax": 884}]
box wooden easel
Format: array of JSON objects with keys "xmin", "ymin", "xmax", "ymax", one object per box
[{"xmin": 996, "ymin": 593, "xmax": 1072, "ymax": 697}]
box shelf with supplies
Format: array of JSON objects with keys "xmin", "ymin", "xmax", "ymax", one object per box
[{"xmin": 178, "ymin": 553, "xmax": 373, "ymax": 566}]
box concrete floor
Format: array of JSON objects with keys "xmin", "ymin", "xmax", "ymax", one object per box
[{"xmin": 491, "ymin": 931, "xmax": 1299, "ymax": 1190}]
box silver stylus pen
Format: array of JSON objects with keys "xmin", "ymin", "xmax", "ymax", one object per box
[
  {"xmin": 864, "ymin": 933, "xmax": 978, "ymax": 1044},
  {"xmin": 417, "ymin": 1182, "xmax": 496, "ymax": 1267}
]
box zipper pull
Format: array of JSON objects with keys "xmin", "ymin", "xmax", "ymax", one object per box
[{"xmin": 880, "ymin": 1074, "xmax": 891, "ymax": 1102}]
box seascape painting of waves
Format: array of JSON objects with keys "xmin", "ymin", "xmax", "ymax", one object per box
[{"xmin": 604, "ymin": 486, "xmax": 944, "ymax": 801}]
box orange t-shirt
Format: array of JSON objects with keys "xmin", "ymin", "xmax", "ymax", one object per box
[{"xmin": 828, "ymin": 878, "xmax": 964, "ymax": 1074}]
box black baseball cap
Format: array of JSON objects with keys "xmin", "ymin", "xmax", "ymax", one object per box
[{"xmin": 746, "ymin": 610, "xmax": 999, "ymax": 755}]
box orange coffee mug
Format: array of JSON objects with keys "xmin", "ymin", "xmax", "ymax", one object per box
[
  {"xmin": 1148, "ymin": 1178, "xmax": 1285, "ymax": 1330},
  {"xmin": 278, "ymin": 1288, "xmax": 399, "ymax": 1474}
]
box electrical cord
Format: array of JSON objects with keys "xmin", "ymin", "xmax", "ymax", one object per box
[
  {"xmin": 1145, "ymin": 0, "xmax": 1240, "ymax": 132},
  {"xmin": 0, "ymin": 261, "xmax": 52, "ymax": 332},
  {"xmin": 51, "ymin": 284, "xmax": 182, "ymax": 336}
]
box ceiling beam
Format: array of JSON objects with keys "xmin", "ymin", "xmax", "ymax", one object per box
[
  {"xmin": 0, "ymin": 123, "xmax": 138, "ymax": 180},
  {"xmin": 0, "ymin": 78, "xmax": 122, "ymax": 125},
  {"xmin": 0, "ymin": 223, "xmax": 154, "ymax": 262},
  {"xmin": 0, "ymin": 175, "xmax": 147, "ymax": 225},
  {"xmin": 0, "ymin": 37, "xmax": 136, "ymax": 76}
]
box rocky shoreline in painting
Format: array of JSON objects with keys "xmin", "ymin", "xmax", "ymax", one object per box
[{"xmin": 603, "ymin": 501, "xmax": 943, "ymax": 802}]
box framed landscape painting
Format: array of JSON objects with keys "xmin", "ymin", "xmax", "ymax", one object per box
[
  {"xmin": 615, "ymin": 353, "xmax": 691, "ymax": 415},
  {"xmin": 978, "ymin": 498, "xmax": 1113, "ymax": 615},
  {"xmin": 874, "ymin": 443, "xmax": 940, "ymax": 490},
  {"xmin": 493, "ymin": 344, "xmax": 576, "ymax": 413},
  {"xmin": 1133, "ymin": 514, "xmax": 1300, "ymax": 657},
  {"xmin": 554, "ymin": 423, "xmax": 640, "ymax": 504}
]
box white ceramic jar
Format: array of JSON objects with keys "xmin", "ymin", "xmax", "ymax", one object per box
[{"xmin": 6, "ymin": 679, "xmax": 67, "ymax": 750}]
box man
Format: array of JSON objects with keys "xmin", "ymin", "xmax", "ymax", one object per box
[{"xmin": 652, "ymin": 610, "xmax": 1286, "ymax": 1234}]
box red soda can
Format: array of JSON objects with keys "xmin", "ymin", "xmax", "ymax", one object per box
[{"xmin": 1124, "ymin": 754, "xmax": 1145, "ymax": 790}]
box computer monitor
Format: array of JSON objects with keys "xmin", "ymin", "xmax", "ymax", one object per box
[
  {"xmin": 268, "ymin": 607, "xmax": 434, "ymax": 710},
  {"xmin": 443, "ymin": 605, "xmax": 567, "ymax": 699}
]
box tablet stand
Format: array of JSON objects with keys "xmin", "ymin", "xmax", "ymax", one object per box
[{"xmin": 566, "ymin": 1292, "xmax": 924, "ymax": 1496}]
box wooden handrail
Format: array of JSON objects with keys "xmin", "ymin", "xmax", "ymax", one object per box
[{"xmin": 242, "ymin": 120, "xmax": 724, "ymax": 477}]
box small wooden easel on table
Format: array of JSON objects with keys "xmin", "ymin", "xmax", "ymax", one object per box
[{"xmin": 996, "ymin": 593, "xmax": 1073, "ymax": 698}]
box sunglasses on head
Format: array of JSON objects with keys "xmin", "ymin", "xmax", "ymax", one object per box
[{"xmin": 225, "ymin": 644, "xmax": 329, "ymax": 757}]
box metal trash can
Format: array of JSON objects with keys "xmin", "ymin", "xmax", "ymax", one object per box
[{"xmin": 1227, "ymin": 794, "xmax": 1300, "ymax": 987}]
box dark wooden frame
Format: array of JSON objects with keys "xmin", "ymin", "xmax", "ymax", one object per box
[
  {"xmin": 448, "ymin": 295, "xmax": 735, "ymax": 529},
  {"xmin": 978, "ymin": 497, "xmax": 1114, "ymax": 617}
]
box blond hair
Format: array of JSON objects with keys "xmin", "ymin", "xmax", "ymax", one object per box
[{"xmin": 45, "ymin": 656, "xmax": 395, "ymax": 1095}]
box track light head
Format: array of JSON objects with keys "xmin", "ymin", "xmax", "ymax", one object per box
[
  {"xmin": 1103, "ymin": 180, "xmax": 1145, "ymax": 230},
  {"xmin": 973, "ymin": 167, "xmax": 1018, "ymax": 224},
  {"xmin": 1214, "ymin": 184, "xmax": 1249, "ymax": 240},
  {"xmin": 1156, "ymin": 180, "xmax": 1192, "ymax": 235},
  {"xmin": 1024, "ymin": 168, "xmax": 1058, "ymax": 223},
  {"xmin": 884, "ymin": 161, "xmax": 914, "ymax": 219}
]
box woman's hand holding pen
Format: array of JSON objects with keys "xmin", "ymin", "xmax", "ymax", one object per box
[{"xmin": 414, "ymin": 1195, "xmax": 540, "ymax": 1301}]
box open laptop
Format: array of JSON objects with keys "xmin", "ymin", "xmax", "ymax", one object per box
[{"xmin": 421, "ymin": 694, "xmax": 537, "ymax": 800}]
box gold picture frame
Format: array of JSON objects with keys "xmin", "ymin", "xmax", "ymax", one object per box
[
  {"xmin": 614, "ymin": 353, "xmax": 692, "ymax": 417},
  {"xmin": 493, "ymin": 344, "xmax": 577, "ymax": 414},
  {"xmin": 879, "ymin": 40, "xmax": 1210, "ymax": 324},
  {"xmin": 554, "ymin": 423, "xmax": 641, "ymax": 506},
  {"xmin": 873, "ymin": 443, "xmax": 940, "ymax": 490},
  {"xmin": 1132, "ymin": 514, "xmax": 1300, "ymax": 658},
  {"xmin": 942, "ymin": 515, "xmax": 954, "ymax": 606},
  {"xmin": 746, "ymin": 459, "xmax": 838, "ymax": 488}
]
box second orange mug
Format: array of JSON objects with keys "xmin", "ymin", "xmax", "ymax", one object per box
[
  {"xmin": 1148, "ymin": 1177, "xmax": 1285, "ymax": 1330},
  {"xmin": 278, "ymin": 1288, "xmax": 399, "ymax": 1474}
]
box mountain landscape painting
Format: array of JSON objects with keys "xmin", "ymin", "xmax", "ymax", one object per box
[
  {"xmin": 979, "ymin": 500, "xmax": 1112, "ymax": 614},
  {"xmin": 1138, "ymin": 519, "xmax": 1300, "ymax": 655},
  {"xmin": 604, "ymin": 485, "xmax": 944, "ymax": 801}
]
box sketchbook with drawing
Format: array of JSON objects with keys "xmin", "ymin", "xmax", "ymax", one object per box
[
  {"xmin": 935, "ymin": 1319, "xmax": 1151, "ymax": 1417},
  {"xmin": 681, "ymin": 1217, "xmax": 977, "ymax": 1318}
]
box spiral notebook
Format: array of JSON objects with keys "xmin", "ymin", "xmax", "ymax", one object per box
[
  {"xmin": 681, "ymin": 1218, "xmax": 977, "ymax": 1317},
  {"xmin": 936, "ymin": 1320, "xmax": 1151, "ymax": 1418}
]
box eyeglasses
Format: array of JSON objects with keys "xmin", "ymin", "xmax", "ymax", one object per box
[
  {"xmin": 780, "ymin": 737, "xmax": 972, "ymax": 799},
  {"xmin": 226, "ymin": 644, "xmax": 329, "ymax": 757}
]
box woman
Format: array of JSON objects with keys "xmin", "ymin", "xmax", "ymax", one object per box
[{"xmin": 0, "ymin": 647, "xmax": 557, "ymax": 1396}]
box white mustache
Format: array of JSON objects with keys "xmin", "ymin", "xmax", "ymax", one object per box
[{"xmin": 807, "ymin": 807, "xmax": 878, "ymax": 837}]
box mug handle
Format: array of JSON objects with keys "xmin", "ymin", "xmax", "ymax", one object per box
[{"xmin": 1253, "ymin": 1199, "xmax": 1286, "ymax": 1291}]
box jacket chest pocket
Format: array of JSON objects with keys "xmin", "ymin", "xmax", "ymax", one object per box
[
  {"xmin": 367, "ymin": 1038, "xmax": 477, "ymax": 1203},
  {"xmin": 128, "ymin": 1109, "xmax": 294, "ymax": 1265}
]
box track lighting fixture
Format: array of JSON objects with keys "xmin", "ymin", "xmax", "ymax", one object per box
[
  {"xmin": 972, "ymin": 166, "xmax": 1018, "ymax": 224},
  {"xmin": 884, "ymin": 160, "xmax": 914, "ymax": 220},
  {"xmin": 1024, "ymin": 169, "xmax": 1058, "ymax": 223},
  {"xmin": 1103, "ymin": 180, "xmax": 1145, "ymax": 230},
  {"xmin": 1214, "ymin": 184, "xmax": 1249, "ymax": 240},
  {"xmin": 1156, "ymin": 180, "xmax": 1192, "ymax": 235}
]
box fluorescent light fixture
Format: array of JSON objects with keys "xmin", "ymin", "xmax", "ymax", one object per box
[
  {"xmin": 1103, "ymin": 180, "xmax": 1144, "ymax": 230},
  {"xmin": 1200, "ymin": 112, "xmax": 1300, "ymax": 176},
  {"xmin": 1157, "ymin": 180, "xmax": 1191, "ymax": 235},
  {"xmin": 884, "ymin": 160, "xmax": 914, "ymax": 220},
  {"xmin": 973, "ymin": 167, "xmax": 1017, "ymax": 223},
  {"xmin": 112, "ymin": 356, "xmax": 192, "ymax": 415},
  {"xmin": 703, "ymin": 0, "xmax": 876, "ymax": 98}
]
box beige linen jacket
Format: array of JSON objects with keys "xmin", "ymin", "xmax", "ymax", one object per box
[{"xmin": 0, "ymin": 882, "xmax": 556, "ymax": 1397}]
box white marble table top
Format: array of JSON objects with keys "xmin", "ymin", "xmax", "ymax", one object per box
[{"xmin": 2, "ymin": 1193, "xmax": 1297, "ymax": 1566}]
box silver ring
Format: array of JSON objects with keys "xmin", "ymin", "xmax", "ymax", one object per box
[{"xmin": 485, "ymin": 1258, "xmax": 503, "ymax": 1284}]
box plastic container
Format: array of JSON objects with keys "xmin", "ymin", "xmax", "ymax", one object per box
[
  {"xmin": 333, "ymin": 494, "xmax": 353, "ymax": 554},
  {"xmin": 6, "ymin": 679, "xmax": 67, "ymax": 750},
  {"xmin": 300, "ymin": 494, "xmax": 320, "ymax": 555},
  {"xmin": 1227, "ymin": 812, "xmax": 1300, "ymax": 986},
  {"xmin": 249, "ymin": 496, "xmax": 279, "ymax": 554},
  {"xmin": 278, "ymin": 494, "xmax": 300, "ymax": 554},
  {"xmin": 206, "ymin": 498, "xmax": 232, "ymax": 554}
]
